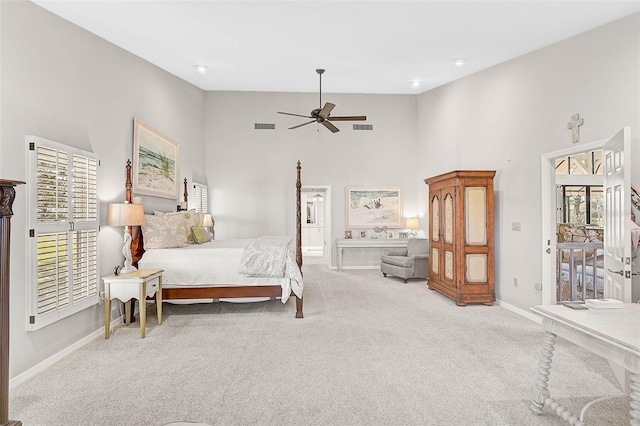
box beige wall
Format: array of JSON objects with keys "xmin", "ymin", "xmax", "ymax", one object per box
[
  {"xmin": 204, "ymin": 91, "xmax": 420, "ymax": 268},
  {"xmin": 417, "ymin": 13, "xmax": 640, "ymax": 310},
  {"xmin": 0, "ymin": 1, "xmax": 206, "ymax": 377}
]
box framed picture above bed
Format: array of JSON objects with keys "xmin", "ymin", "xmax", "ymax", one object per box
[
  {"xmin": 346, "ymin": 186, "xmax": 403, "ymax": 228},
  {"xmin": 132, "ymin": 118, "xmax": 179, "ymax": 199}
]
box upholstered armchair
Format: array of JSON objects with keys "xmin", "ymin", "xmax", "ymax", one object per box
[{"xmin": 381, "ymin": 238, "xmax": 429, "ymax": 283}]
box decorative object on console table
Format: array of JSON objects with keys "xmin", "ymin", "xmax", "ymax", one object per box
[
  {"xmin": 107, "ymin": 202, "xmax": 146, "ymax": 274},
  {"xmin": 0, "ymin": 179, "xmax": 25, "ymax": 426},
  {"xmin": 405, "ymin": 217, "xmax": 420, "ymax": 238},
  {"xmin": 425, "ymin": 170, "xmax": 495, "ymax": 306},
  {"xmin": 346, "ymin": 186, "xmax": 403, "ymax": 228},
  {"xmin": 132, "ymin": 118, "xmax": 179, "ymax": 200}
]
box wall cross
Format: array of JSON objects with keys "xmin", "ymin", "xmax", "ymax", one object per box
[{"xmin": 567, "ymin": 114, "xmax": 584, "ymax": 143}]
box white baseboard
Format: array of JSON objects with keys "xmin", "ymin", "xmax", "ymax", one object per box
[
  {"xmin": 496, "ymin": 299, "xmax": 542, "ymax": 324},
  {"xmin": 9, "ymin": 315, "xmax": 124, "ymax": 389}
]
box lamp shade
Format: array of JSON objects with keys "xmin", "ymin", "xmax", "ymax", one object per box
[
  {"xmin": 405, "ymin": 218, "xmax": 420, "ymax": 230},
  {"xmin": 202, "ymin": 213, "xmax": 214, "ymax": 227},
  {"xmin": 107, "ymin": 203, "xmax": 145, "ymax": 226}
]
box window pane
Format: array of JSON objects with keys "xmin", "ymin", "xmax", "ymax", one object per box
[
  {"xmin": 565, "ymin": 186, "xmax": 586, "ymax": 224},
  {"xmin": 592, "ymin": 149, "xmax": 603, "ymax": 175},
  {"xmin": 555, "ymin": 158, "xmax": 569, "ymax": 175},
  {"xmin": 569, "ymin": 153, "xmax": 591, "ymax": 175},
  {"xmin": 590, "ymin": 187, "xmax": 604, "ymax": 226}
]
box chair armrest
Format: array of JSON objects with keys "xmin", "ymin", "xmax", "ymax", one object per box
[
  {"xmin": 386, "ymin": 249, "xmax": 408, "ymax": 256},
  {"xmin": 411, "ymin": 254, "xmax": 429, "ymax": 260}
]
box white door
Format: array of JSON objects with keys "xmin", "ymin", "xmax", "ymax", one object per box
[{"xmin": 603, "ymin": 127, "xmax": 632, "ymax": 302}]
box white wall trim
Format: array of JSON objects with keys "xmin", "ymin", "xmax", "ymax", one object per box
[
  {"xmin": 496, "ymin": 299, "xmax": 542, "ymax": 324},
  {"xmin": 9, "ymin": 316, "xmax": 123, "ymax": 389}
]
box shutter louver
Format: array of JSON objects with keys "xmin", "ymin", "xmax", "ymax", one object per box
[
  {"xmin": 37, "ymin": 233, "xmax": 69, "ymax": 315},
  {"xmin": 193, "ymin": 183, "xmax": 208, "ymax": 213},
  {"xmin": 37, "ymin": 146, "xmax": 69, "ymax": 222}
]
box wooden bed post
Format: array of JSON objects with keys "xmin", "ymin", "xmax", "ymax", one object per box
[
  {"xmin": 296, "ymin": 160, "xmax": 303, "ymax": 271},
  {"xmin": 0, "ymin": 179, "xmax": 25, "ymax": 426},
  {"xmin": 126, "ymin": 160, "xmax": 144, "ymax": 266},
  {"xmin": 295, "ymin": 161, "xmax": 304, "ymax": 318},
  {"xmin": 183, "ymin": 178, "xmax": 188, "ymax": 203}
]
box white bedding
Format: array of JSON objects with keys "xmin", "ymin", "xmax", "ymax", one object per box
[{"xmin": 138, "ymin": 238, "xmax": 303, "ymax": 303}]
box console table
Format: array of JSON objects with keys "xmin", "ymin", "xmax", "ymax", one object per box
[
  {"xmin": 335, "ymin": 239, "xmax": 408, "ymax": 271},
  {"xmin": 530, "ymin": 304, "xmax": 640, "ymax": 425}
]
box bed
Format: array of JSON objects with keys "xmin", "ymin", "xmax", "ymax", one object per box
[{"xmin": 124, "ymin": 160, "xmax": 304, "ymax": 318}]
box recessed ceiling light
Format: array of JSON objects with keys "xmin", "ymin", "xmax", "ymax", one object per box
[
  {"xmin": 411, "ymin": 80, "xmax": 421, "ymax": 88},
  {"xmin": 454, "ymin": 58, "xmax": 467, "ymax": 67},
  {"xmin": 194, "ymin": 64, "xmax": 208, "ymax": 74}
]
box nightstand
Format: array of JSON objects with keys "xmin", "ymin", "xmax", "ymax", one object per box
[{"xmin": 102, "ymin": 269, "xmax": 164, "ymax": 339}]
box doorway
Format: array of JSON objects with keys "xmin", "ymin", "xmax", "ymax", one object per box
[
  {"xmin": 301, "ymin": 185, "xmax": 331, "ymax": 264},
  {"xmin": 541, "ymin": 139, "xmax": 607, "ymax": 305}
]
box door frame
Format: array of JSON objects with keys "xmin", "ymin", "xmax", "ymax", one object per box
[
  {"xmin": 540, "ymin": 138, "xmax": 607, "ymax": 305},
  {"xmin": 301, "ymin": 185, "xmax": 332, "ymax": 263}
]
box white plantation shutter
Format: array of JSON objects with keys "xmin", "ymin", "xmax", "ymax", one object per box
[
  {"xmin": 193, "ymin": 182, "xmax": 208, "ymax": 213},
  {"xmin": 28, "ymin": 136, "xmax": 100, "ymax": 330}
]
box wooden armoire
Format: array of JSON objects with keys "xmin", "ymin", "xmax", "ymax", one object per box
[{"xmin": 424, "ymin": 171, "xmax": 495, "ymax": 306}]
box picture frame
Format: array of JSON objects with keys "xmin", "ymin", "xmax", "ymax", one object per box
[
  {"xmin": 132, "ymin": 118, "xmax": 179, "ymax": 199},
  {"xmin": 346, "ymin": 186, "xmax": 404, "ymax": 228},
  {"xmin": 359, "ymin": 230, "xmax": 367, "ymax": 239},
  {"xmin": 399, "ymin": 231, "xmax": 409, "ymax": 239},
  {"xmin": 345, "ymin": 230, "xmax": 353, "ymax": 239},
  {"xmin": 386, "ymin": 231, "xmax": 394, "ymax": 239}
]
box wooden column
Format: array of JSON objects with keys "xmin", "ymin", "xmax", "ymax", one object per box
[{"xmin": 0, "ymin": 179, "xmax": 25, "ymax": 426}]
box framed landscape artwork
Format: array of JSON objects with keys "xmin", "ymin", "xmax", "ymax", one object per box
[
  {"xmin": 346, "ymin": 186, "xmax": 403, "ymax": 228},
  {"xmin": 132, "ymin": 118, "xmax": 179, "ymax": 199}
]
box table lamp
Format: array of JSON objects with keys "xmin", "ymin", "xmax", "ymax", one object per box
[
  {"xmin": 406, "ymin": 218, "xmax": 420, "ymax": 238},
  {"xmin": 202, "ymin": 213, "xmax": 214, "ymax": 237},
  {"xmin": 107, "ymin": 202, "xmax": 145, "ymax": 274}
]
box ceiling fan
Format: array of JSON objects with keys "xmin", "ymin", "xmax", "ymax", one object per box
[{"xmin": 278, "ymin": 69, "xmax": 367, "ymax": 133}]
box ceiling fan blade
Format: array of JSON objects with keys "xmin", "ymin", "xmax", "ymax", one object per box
[
  {"xmin": 278, "ymin": 111, "xmax": 313, "ymax": 119},
  {"xmin": 289, "ymin": 120, "xmax": 316, "ymax": 130},
  {"xmin": 327, "ymin": 116, "xmax": 367, "ymax": 121},
  {"xmin": 319, "ymin": 102, "xmax": 335, "ymax": 117},
  {"xmin": 322, "ymin": 121, "xmax": 340, "ymax": 133}
]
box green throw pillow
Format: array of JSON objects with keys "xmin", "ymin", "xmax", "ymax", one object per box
[{"xmin": 191, "ymin": 226, "xmax": 211, "ymax": 244}]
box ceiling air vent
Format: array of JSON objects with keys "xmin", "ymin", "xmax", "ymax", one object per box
[
  {"xmin": 254, "ymin": 123, "xmax": 276, "ymax": 130},
  {"xmin": 353, "ymin": 124, "xmax": 373, "ymax": 131}
]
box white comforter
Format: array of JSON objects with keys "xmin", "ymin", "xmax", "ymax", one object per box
[{"xmin": 138, "ymin": 237, "xmax": 303, "ymax": 303}]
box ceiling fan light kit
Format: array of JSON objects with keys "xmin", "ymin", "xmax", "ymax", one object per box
[{"xmin": 278, "ymin": 69, "xmax": 366, "ymax": 133}]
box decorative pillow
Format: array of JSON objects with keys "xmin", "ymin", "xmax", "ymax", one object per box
[
  {"xmin": 153, "ymin": 210, "xmax": 203, "ymax": 243},
  {"xmin": 191, "ymin": 226, "xmax": 212, "ymax": 244},
  {"xmin": 142, "ymin": 214, "xmax": 188, "ymax": 249}
]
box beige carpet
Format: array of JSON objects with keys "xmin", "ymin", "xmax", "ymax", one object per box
[{"xmin": 9, "ymin": 265, "xmax": 629, "ymax": 425}]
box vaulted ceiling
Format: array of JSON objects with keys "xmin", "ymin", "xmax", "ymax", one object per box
[{"xmin": 31, "ymin": 1, "xmax": 640, "ymax": 94}]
